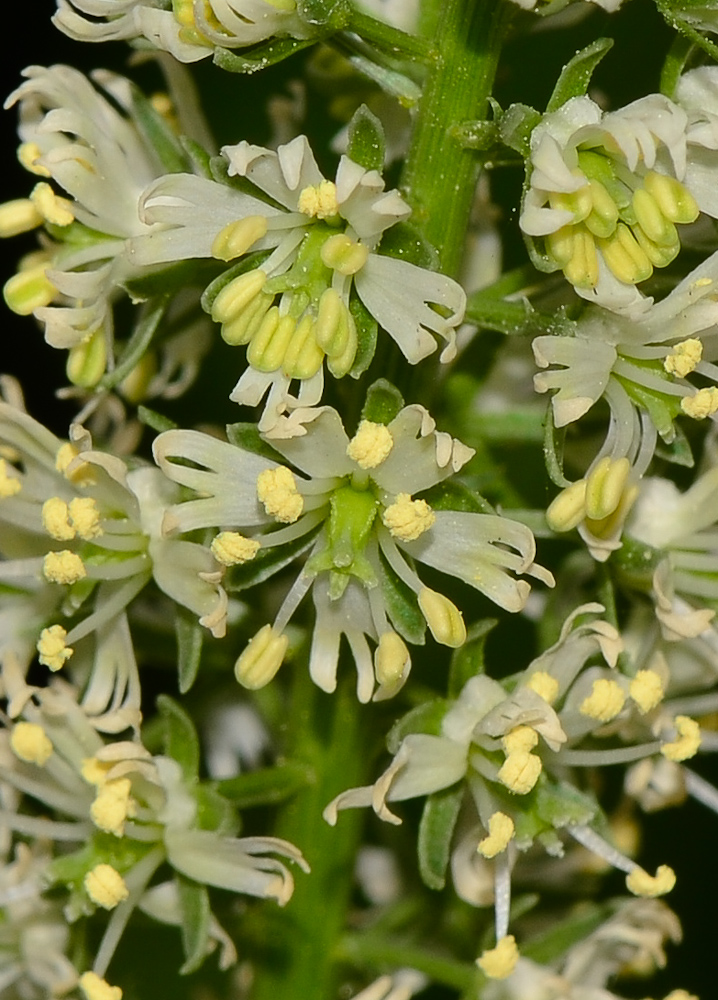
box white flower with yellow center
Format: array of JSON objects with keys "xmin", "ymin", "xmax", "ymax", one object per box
[
  {"xmin": 0, "ymin": 394, "xmax": 227, "ymax": 728},
  {"xmin": 154, "ymin": 399, "xmax": 551, "ymax": 701},
  {"xmin": 2, "ymin": 64, "xmax": 193, "ymax": 387},
  {"xmin": 53, "ymin": 0, "xmax": 309, "ymax": 63},
  {"xmin": 325, "ymin": 605, "xmax": 676, "ymax": 963},
  {"xmin": 131, "ymin": 135, "xmax": 466, "ymax": 432},
  {"xmin": 520, "ymin": 73, "xmax": 718, "ymax": 317}
]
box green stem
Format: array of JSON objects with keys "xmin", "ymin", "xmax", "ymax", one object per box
[
  {"xmin": 400, "ymin": 0, "xmax": 514, "ymax": 277},
  {"xmin": 250, "ymin": 667, "xmax": 373, "ymax": 1000},
  {"xmin": 338, "ymin": 933, "xmax": 478, "ymax": 992}
]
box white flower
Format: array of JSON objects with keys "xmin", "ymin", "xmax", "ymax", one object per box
[
  {"xmin": 629, "ymin": 470, "xmax": 718, "ymax": 640},
  {"xmin": 2, "ymin": 65, "xmax": 193, "ymax": 386},
  {"xmin": 53, "ymin": 0, "xmax": 310, "ymax": 63},
  {"xmin": 130, "ymin": 136, "xmax": 466, "ymax": 432},
  {"xmin": 153, "ymin": 401, "xmax": 551, "ymax": 701},
  {"xmin": 520, "ymin": 83, "xmax": 718, "ymax": 316},
  {"xmin": 0, "ymin": 393, "xmax": 228, "ymax": 726}
]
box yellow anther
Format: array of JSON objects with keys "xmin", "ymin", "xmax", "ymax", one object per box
[
  {"xmin": 234, "ymin": 624, "xmax": 288, "ymax": 689},
  {"xmin": 4, "ymin": 262, "xmax": 55, "ymax": 315},
  {"xmin": 547, "ymin": 224, "xmax": 575, "ymax": 268},
  {"xmin": 320, "ymin": 233, "xmax": 369, "ymax": 275},
  {"xmin": 281, "ymin": 314, "xmax": 324, "ymax": 379},
  {"xmin": 298, "ymin": 180, "xmax": 339, "ymax": 220},
  {"xmin": 382, "ymin": 493, "xmax": 435, "ymax": 542},
  {"xmin": 69, "ymin": 497, "xmax": 103, "ymax": 540},
  {"xmin": 211, "ymin": 269, "xmax": 268, "ymax": 326},
  {"xmin": 42, "ymin": 497, "xmax": 75, "ymax": 541},
  {"xmin": 681, "ymin": 387, "xmax": 718, "ymax": 419},
  {"xmin": 497, "ymin": 750, "xmax": 542, "ymax": 794},
  {"xmin": 66, "ymin": 328, "xmax": 107, "ymax": 389},
  {"xmin": 599, "ymin": 223, "xmax": 652, "ymax": 285},
  {"xmin": 633, "ymin": 223, "xmax": 680, "ymax": 269},
  {"xmin": 629, "ymin": 669, "xmax": 664, "ymax": 714},
  {"xmin": 79, "ymin": 971, "xmax": 123, "ymax": 1000},
  {"xmin": 579, "ymin": 678, "xmax": 626, "ymax": 722},
  {"xmin": 91, "ymin": 777, "xmax": 134, "ymax": 836},
  {"xmin": 30, "ymin": 182, "xmax": 74, "ymax": 227},
  {"xmin": 315, "ymin": 287, "xmax": 348, "ymax": 356},
  {"xmin": 211, "ymin": 531, "xmax": 261, "ymax": 566},
  {"xmin": 81, "ymin": 756, "xmax": 113, "ymax": 787},
  {"xmin": 661, "ymin": 715, "xmax": 701, "ymax": 762},
  {"xmin": 55, "ymin": 442, "xmax": 93, "ymax": 485},
  {"xmin": 585, "ymin": 178, "xmax": 619, "ymax": 239},
  {"xmin": 418, "ymin": 588, "xmax": 466, "ymax": 647},
  {"xmin": 564, "ymin": 227, "xmax": 599, "ymax": 289},
  {"xmin": 246, "ymin": 308, "xmax": 295, "ymax": 372},
  {"xmin": 502, "ymin": 725, "xmax": 539, "ymax": 754},
  {"xmin": 525, "ymin": 670, "xmax": 560, "ymax": 704},
  {"xmin": 84, "ymin": 864, "xmax": 129, "ymax": 910},
  {"xmin": 0, "ymin": 197, "xmax": 43, "ymax": 237},
  {"xmin": 585, "ymin": 456, "xmax": 630, "ymax": 521},
  {"xmin": 546, "ymin": 479, "xmax": 587, "ymax": 533},
  {"xmin": 663, "ymin": 991, "xmax": 698, "ymax": 1000},
  {"xmin": 0, "ymin": 458, "xmax": 21, "ymax": 497},
  {"xmin": 257, "ymin": 466, "xmax": 304, "ymax": 523},
  {"xmin": 548, "ymin": 182, "xmax": 593, "ymax": 223},
  {"xmin": 644, "ymin": 171, "xmax": 699, "ymax": 225},
  {"xmin": 347, "ymin": 420, "xmax": 394, "ymax": 470},
  {"xmin": 211, "ymin": 215, "xmax": 268, "ymax": 262},
  {"xmin": 625, "ymin": 864, "xmax": 676, "ymax": 897},
  {"xmin": 477, "ymin": 812, "xmax": 515, "ymax": 859},
  {"xmin": 476, "ymin": 935, "xmax": 519, "ymax": 980},
  {"xmin": 18, "ymin": 142, "xmax": 51, "ymax": 177},
  {"xmin": 664, "ymin": 338, "xmax": 703, "ymax": 378},
  {"xmin": 374, "ymin": 631, "xmax": 410, "ymax": 688},
  {"xmin": 10, "ymin": 721, "xmax": 53, "ymax": 766},
  {"xmin": 632, "ymin": 188, "xmax": 677, "ymax": 247},
  {"xmin": 43, "ymin": 549, "xmax": 86, "ymax": 585},
  {"xmin": 37, "ymin": 624, "xmax": 73, "ymax": 671}
]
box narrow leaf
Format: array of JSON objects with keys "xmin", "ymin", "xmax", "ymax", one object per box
[
  {"xmin": 157, "ymin": 694, "xmax": 201, "ymax": 781},
  {"xmin": 448, "ymin": 618, "xmax": 498, "ymax": 697},
  {"xmin": 99, "ymin": 298, "xmax": 167, "ymax": 391},
  {"xmin": 175, "ymin": 607, "xmax": 204, "ymax": 694},
  {"xmin": 417, "ymin": 785, "xmax": 464, "ymax": 890},
  {"xmin": 177, "ymin": 875, "xmax": 212, "ymax": 975},
  {"xmin": 213, "ymin": 35, "xmax": 318, "ymax": 73},
  {"xmin": 346, "ymin": 104, "xmax": 386, "ymax": 171},
  {"xmin": 217, "ymin": 762, "xmax": 310, "ymax": 808},
  {"xmin": 546, "ymin": 38, "xmax": 614, "ymax": 113},
  {"xmin": 361, "ymin": 378, "xmax": 404, "ymax": 425}
]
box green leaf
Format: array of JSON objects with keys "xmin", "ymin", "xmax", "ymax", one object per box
[
  {"xmin": 124, "ymin": 259, "xmax": 221, "ymax": 302},
  {"xmin": 157, "ymin": 694, "xmax": 200, "ymax": 782},
  {"xmin": 522, "ymin": 903, "xmax": 610, "ymax": 966},
  {"xmin": 378, "ymin": 221, "xmax": 438, "ymax": 270},
  {"xmin": 347, "ymin": 291, "xmax": 378, "ymax": 378},
  {"xmin": 130, "ymin": 86, "xmax": 190, "ymax": 174},
  {"xmin": 450, "ymin": 119, "xmax": 499, "ymax": 151},
  {"xmin": 194, "ymin": 784, "xmax": 238, "ymax": 835},
  {"xmin": 417, "ymin": 784, "xmax": 464, "ymax": 890},
  {"xmin": 213, "ymin": 35, "xmax": 319, "ymax": 73},
  {"xmin": 181, "ymin": 136, "xmax": 213, "ymax": 178},
  {"xmin": 545, "ymin": 38, "xmax": 614, "ymax": 114},
  {"xmin": 99, "ymin": 298, "xmax": 168, "ymax": 392},
  {"xmin": 542, "ymin": 403, "xmax": 570, "ymax": 489},
  {"xmin": 217, "ymin": 762, "xmax": 310, "ymax": 808},
  {"xmin": 177, "ymin": 875, "xmax": 212, "ymax": 975},
  {"xmin": 377, "ymin": 548, "xmax": 426, "ymax": 645},
  {"xmin": 497, "ymin": 103, "xmax": 542, "ymax": 158},
  {"xmin": 297, "ymin": 0, "xmax": 348, "ymax": 26},
  {"xmin": 138, "ymin": 406, "xmax": 178, "ymax": 433},
  {"xmin": 387, "ymin": 698, "xmax": 449, "ymax": 754},
  {"xmin": 361, "ymin": 379, "xmax": 404, "ymax": 425},
  {"xmin": 654, "ymin": 422, "xmax": 694, "ymax": 467},
  {"xmin": 346, "ymin": 104, "xmax": 386, "ymax": 171},
  {"xmin": 535, "ymin": 780, "xmax": 597, "ymax": 830},
  {"xmin": 226, "ymin": 422, "xmax": 285, "ymax": 461},
  {"xmin": 175, "ymin": 607, "xmax": 204, "ymax": 694},
  {"xmin": 448, "ymin": 618, "xmax": 498, "ymax": 697},
  {"xmin": 421, "ymin": 480, "xmax": 495, "ymax": 515},
  {"xmin": 656, "ymin": 1, "xmax": 718, "ymax": 63}
]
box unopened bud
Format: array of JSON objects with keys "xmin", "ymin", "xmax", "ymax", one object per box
[
  {"xmin": 418, "ymin": 587, "xmax": 466, "ymax": 647},
  {"xmin": 546, "ymin": 479, "xmax": 587, "ymax": 533},
  {"xmin": 235, "ymin": 624, "xmax": 288, "ymax": 689},
  {"xmin": 585, "ymin": 456, "xmax": 630, "ymax": 521}
]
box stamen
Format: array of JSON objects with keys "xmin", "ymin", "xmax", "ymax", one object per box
[
  {"xmin": 347, "ymin": 421, "xmax": 394, "ymax": 470},
  {"xmin": 69, "ymin": 497, "xmax": 103, "ymax": 540},
  {"xmin": 382, "ymin": 493, "xmax": 435, "ymax": 541},
  {"xmin": 501, "ymin": 726, "xmax": 539, "ymax": 754},
  {"xmin": 418, "ymin": 587, "xmax": 466, "ymax": 647},
  {"xmin": 257, "ymin": 466, "xmax": 304, "ymax": 523},
  {"xmin": 211, "ymin": 215, "xmax": 268, "ymax": 261},
  {"xmin": 0, "ymin": 197, "xmax": 43, "ymax": 237},
  {"xmin": 79, "ymin": 971, "xmax": 123, "ymax": 1000},
  {"xmin": 661, "ymin": 716, "xmax": 701, "ymax": 762},
  {"xmin": 37, "ymin": 624, "xmax": 73, "ymax": 671},
  {"xmin": 234, "ymin": 624, "xmax": 288, "ymax": 689},
  {"xmin": 42, "ymin": 497, "xmax": 75, "ymax": 540},
  {"xmin": 84, "ymin": 864, "xmax": 130, "ymax": 910},
  {"xmin": 629, "ymin": 669, "xmax": 664, "ymax": 714},
  {"xmin": 211, "ymin": 531, "xmax": 261, "ymax": 566},
  {"xmin": 579, "ymin": 678, "xmax": 626, "ymax": 722},
  {"xmin": 477, "ymin": 812, "xmax": 515, "ymax": 859},
  {"xmin": 681, "ymin": 387, "xmax": 718, "ymax": 419},
  {"xmin": 18, "ymin": 141, "xmax": 50, "ymax": 177},
  {"xmin": 30, "ymin": 181, "xmax": 74, "ymax": 227},
  {"xmin": 625, "ymin": 864, "xmax": 676, "ymax": 897},
  {"xmin": 525, "ymin": 670, "xmax": 559, "ymax": 704},
  {"xmin": 10, "ymin": 721, "xmax": 53, "ymax": 766},
  {"xmin": 298, "ymin": 180, "xmax": 339, "ymax": 220},
  {"xmin": 91, "ymin": 777, "xmax": 135, "ymax": 837},
  {"xmin": 476, "ymin": 935, "xmax": 519, "ymax": 980},
  {"xmin": 320, "ymin": 233, "xmax": 369, "ymax": 275},
  {"xmin": 374, "ymin": 631, "xmax": 410, "ymax": 688},
  {"xmin": 664, "ymin": 339, "xmax": 702, "ymax": 378},
  {"xmin": 497, "ymin": 750, "xmax": 542, "ymax": 794},
  {"xmin": 0, "ymin": 457, "xmax": 21, "ymax": 497},
  {"xmin": 43, "ymin": 549, "xmax": 87, "ymax": 585}
]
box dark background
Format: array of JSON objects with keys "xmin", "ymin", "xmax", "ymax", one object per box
[{"xmin": 2, "ymin": 2, "xmax": 717, "ymax": 997}]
